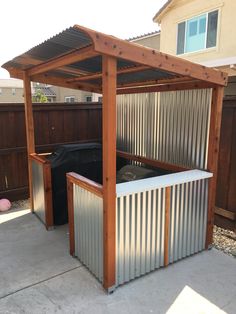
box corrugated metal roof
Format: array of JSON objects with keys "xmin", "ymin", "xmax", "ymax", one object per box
[
  {"xmin": 2, "ymin": 24, "xmax": 227, "ymax": 90},
  {"xmin": 26, "ymin": 27, "xmax": 92, "ymax": 60}
]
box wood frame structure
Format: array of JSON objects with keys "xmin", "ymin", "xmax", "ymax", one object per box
[{"xmin": 2, "ymin": 24, "xmax": 227, "ymax": 292}]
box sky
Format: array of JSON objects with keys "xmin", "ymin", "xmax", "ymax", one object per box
[{"xmin": 0, "ymin": 0, "xmax": 167, "ymax": 78}]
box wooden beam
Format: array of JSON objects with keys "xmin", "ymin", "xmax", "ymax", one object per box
[
  {"xmin": 67, "ymin": 175, "xmax": 75, "ymax": 256},
  {"xmin": 67, "ymin": 65, "xmax": 149, "ymax": 83},
  {"xmin": 164, "ymin": 186, "xmax": 171, "ymax": 266},
  {"xmin": 23, "ymin": 72, "xmax": 35, "ymax": 211},
  {"xmin": 215, "ymin": 206, "xmax": 236, "ymax": 221},
  {"xmin": 7, "ymin": 68, "xmax": 102, "ymax": 93},
  {"xmin": 32, "ymin": 73, "xmax": 102, "ymax": 93},
  {"xmin": 102, "ymin": 55, "xmax": 117, "ymax": 291},
  {"xmin": 27, "ymin": 46, "xmax": 97, "ymax": 76},
  {"xmin": 117, "ymin": 76, "xmax": 192, "ymax": 88},
  {"xmin": 117, "ymin": 80, "xmax": 216, "ymax": 95},
  {"xmin": 116, "ymin": 150, "xmax": 189, "ymax": 172},
  {"xmin": 15, "ymin": 55, "xmax": 91, "ymax": 76},
  {"xmin": 206, "ymin": 86, "xmax": 224, "ymax": 248},
  {"xmin": 67, "ymin": 172, "xmax": 103, "ymax": 198},
  {"xmin": 43, "ymin": 161, "xmax": 54, "ymax": 229},
  {"xmin": 75, "ymin": 25, "xmax": 228, "ymax": 86}
]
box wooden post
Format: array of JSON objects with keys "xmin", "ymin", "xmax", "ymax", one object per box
[
  {"xmin": 23, "ymin": 72, "xmax": 35, "ymax": 211},
  {"xmin": 102, "ymin": 55, "xmax": 117, "ymax": 291},
  {"xmin": 206, "ymin": 86, "xmax": 224, "ymax": 248},
  {"xmin": 67, "ymin": 176, "xmax": 75, "ymax": 256}
]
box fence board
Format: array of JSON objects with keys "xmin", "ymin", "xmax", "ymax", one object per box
[
  {"xmin": 0, "ymin": 102, "xmax": 102, "ymax": 201},
  {"xmin": 215, "ymin": 97, "xmax": 236, "ymax": 231}
]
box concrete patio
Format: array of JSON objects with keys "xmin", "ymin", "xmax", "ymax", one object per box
[{"xmin": 0, "ymin": 207, "xmax": 235, "ymax": 314}]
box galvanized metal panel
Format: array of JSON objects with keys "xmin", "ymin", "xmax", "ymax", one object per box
[
  {"xmin": 168, "ymin": 179, "xmax": 208, "ymax": 263},
  {"xmin": 32, "ymin": 160, "xmax": 46, "ymax": 224},
  {"xmin": 116, "ymin": 187, "xmax": 165, "ymax": 286},
  {"xmin": 73, "ymin": 184, "xmax": 103, "ymax": 282},
  {"xmin": 117, "ymin": 89, "xmax": 212, "ymax": 169}
]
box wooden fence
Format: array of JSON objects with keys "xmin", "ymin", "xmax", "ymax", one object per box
[
  {"xmin": 0, "ymin": 102, "xmax": 102, "ymax": 200},
  {"xmin": 0, "ymin": 99, "xmax": 235, "ymax": 230},
  {"xmin": 215, "ymin": 97, "xmax": 236, "ymax": 231}
]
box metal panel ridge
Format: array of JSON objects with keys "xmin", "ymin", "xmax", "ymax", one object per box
[
  {"xmin": 116, "ymin": 188, "xmax": 165, "ymax": 286},
  {"xmin": 117, "ymin": 89, "xmax": 212, "ymax": 169},
  {"xmin": 73, "ymin": 184, "xmax": 103, "ymax": 282}
]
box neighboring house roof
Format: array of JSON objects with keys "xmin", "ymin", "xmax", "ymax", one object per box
[
  {"xmin": 0, "ymin": 78, "xmax": 24, "ymax": 88},
  {"xmin": 128, "ymin": 31, "xmax": 160, "ymax": 42},
  {"xmin": 33, "ymin": 86, "xmax": 56, "ymax": 97},
  {"xmin": 153, "ymin": 0, "xmax": 174, "ymax": 23}
]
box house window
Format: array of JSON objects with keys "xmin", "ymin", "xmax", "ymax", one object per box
[
  {"xmin": 12, "ymin": 88, "xmax": 16, "ymax": 95},
  {"xmin": 98, "ymin": 96, "xmax": 103, "ymax": 102},
  {"xmin": 86, "ymin": 96, "xmax": 92, "ymax": 102},
  {"xmin": 65, "ymin": 96, "xmax": 75, "ymax": 103},
  {"xmin": 177, "ymin": 10, "xmax": 218, "ymax": 55}
]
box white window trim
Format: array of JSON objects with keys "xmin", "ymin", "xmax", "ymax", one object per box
[
  {"xmin": 65, "ymin": 96, "xmax": 76, "ymax": 102},
  {"xmin": 85, "ymin": 95, "xmax": 92, "ymax": 102},
  {"xmin": 176, "ymin": 9, "xmax": 219, "ymax": 56}
]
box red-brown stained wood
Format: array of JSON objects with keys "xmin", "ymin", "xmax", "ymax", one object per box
[
  {"xmin": 43, "ymin": 161, "xmax": 54, "ymax": 229},
  {"xmin": 227, "ymin": 109, "xmax": 236, "ymax": 215},
  {"xmin": 67, "ymin": 172, "xmax": 103, "ymax": 198},
  {"xmin": 75, "ymin": 25, "xmax": 228, "ymax": 86},
  {"xmin": 23, "ymin": 72, "xmax": 35, "ymax": 211},
  {"xmin": 27, "ymin": 46, "xmax": 97, "ymax": 76},
  {"xmin": 67, "ymin": 175, "xmax": 75, "ymax": 256},
  {"xmin": 67, "ymin": 65, "xmax": 150, "ymax": 83},
  {"xmin": 215, "ymin": 108, "xmax": 233, "ymax": 210},
  {"xmin": 117, "ymin": 81, "xmax": 215, "ymax": 94},
  {"xmin": 0, "ymin": 102, "xmax": 102, "ymax": 201},
  {"xmin": 206, "ymin": 86, "xmax": 224, "ymax": 248},
  {"xmin": 116, "ymin": 150, "xmax": 189, "ymax": 172},
  {"xmin": 164, "ymin": 186, "xmax": 171, "ymax": 266},
  {"xmin": 102, "ymin": 55, "xmax": 117, "ymax": 291}
]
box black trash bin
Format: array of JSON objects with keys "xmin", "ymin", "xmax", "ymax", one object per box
[{"xmin": 47, "ymin": 143, "xmax": 102, "ymax": 225}]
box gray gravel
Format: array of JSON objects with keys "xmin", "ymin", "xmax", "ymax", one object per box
[
  {"xmin": 11, "ymin": 199, "xmax": 30, "ymax": 210},
  {"xmin": 213, "ymin": 225, "xmax": 236, "ymax": 257}
]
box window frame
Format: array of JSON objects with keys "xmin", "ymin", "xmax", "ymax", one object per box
[
  {"xmin": 85, "ymin": 95, "xmax": 92, "ymax": 102},
  {"xmin": 65, "ymin": 96, "xmax": 75, "ymax": 103},
  {"xmin": 176, "ymin": 9, "xmax": 219, "ymax": 55}
]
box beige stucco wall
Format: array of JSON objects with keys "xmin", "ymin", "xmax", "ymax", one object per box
[
  {"xmin": 158, "ymin": 0, "xmax": 236, "ymax": 63},
  {"xmin": 0, "ymin": 87, "xmax": 24, "ymax": 102},
  {"xmin": 132, "ymin": 34, "xmax": 160, "ymax": 50}
]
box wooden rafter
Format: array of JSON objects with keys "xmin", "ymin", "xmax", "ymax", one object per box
[
  {"xmin": 8, "ymin": 68, "xmax": 102, "ymax": 93},
  {"xmin": 117, "ymin": 80, "xmax": 216, "ymax": 94},
  {"xmin": 15, "ymin": 55, "xmax": 92, "ymax": 76},
  {"xmin": 67, "ymin": 65, "xmax": 150, "ymax": 83},
  {"xmin": 75, "ymin": 25, "xmax": 228, "ymax": 86},
  {"xmin": 27, "ymin": 46, "xmax": 97, "ymax": 76}
]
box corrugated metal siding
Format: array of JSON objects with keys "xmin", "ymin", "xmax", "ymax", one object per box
[
  {"xmin": 116, "ymin": 188, "xmax": 165, "ymax": 286},
  {"xmin": 73, "ymin": 184, "xmax": 103, "ymax": 282},
  {"xmin": 117, "ymin": 89, "xmax": 211, "ymax": 169},
  {"xmin": 168, "ymin": 179, "xmax": 208, "ymax": 263},
  {"xmin": 32, "ymin": 160, "xmax": 46, "ymax": 224}
]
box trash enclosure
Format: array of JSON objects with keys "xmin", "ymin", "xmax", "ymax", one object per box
[{"xmin": 2, "ymin": 25, "xmax": 227, "ymax": 292}]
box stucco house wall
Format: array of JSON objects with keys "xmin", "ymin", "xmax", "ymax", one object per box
[{"xmin": 154, "ymin": 0, "xmax": 236, "ymax": 64}]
